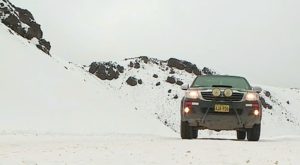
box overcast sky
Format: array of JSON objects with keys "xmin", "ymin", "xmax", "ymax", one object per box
[{"xmin": 13, "ymin": 0, "xmax": 300, "ymax": 88}]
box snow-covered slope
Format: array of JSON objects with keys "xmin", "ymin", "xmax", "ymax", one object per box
[
  {"xmin": 0, "ymin": 23, "xmax": 174, "ymax": 136},
  {"xmin": 1, "ymin": 8, "xmax": 300, "ymax": 164},
  {"xmin": 86, "ymin": 58, "xmax": 300, "ymax": 138},
  {"xmin": 11, "ymin": 0, "xmax": 300, "ymax": 88},
  {"xmin": 2, "ymin": 17, "xmax": 299, "ymax": 138}
]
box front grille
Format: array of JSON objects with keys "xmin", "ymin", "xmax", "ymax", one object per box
[{"xmin": 201, "ymin": 92, "xmax": 244, "ymax": 101}]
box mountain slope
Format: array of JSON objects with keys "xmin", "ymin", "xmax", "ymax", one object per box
[
  {"xmin": 0, "ymin": 23, "xmax": 174, "ymax": 136},
  {"xmin": 0, "ymin": 0, "xmax": 51, "ymax": 54},
  {"xmin": 1, "ymin": 7, "xmax": 300, "ymax": 164},
  {"xmin": 86, "ymin": 57, "xmax": 300, "ymax": 138},
  {"xmin": 11, "ymin": 0, "xmax": 300, "ymax": 88}
]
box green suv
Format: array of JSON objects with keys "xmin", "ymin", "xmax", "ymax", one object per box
[{"xmin": 180, "ymin": 75, "xmax": 262, "ymax": 141}]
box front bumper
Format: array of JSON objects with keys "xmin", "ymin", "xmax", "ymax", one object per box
[{"xmin": 181, "ymin": 99, "xmax": 262, "ymax": 130}]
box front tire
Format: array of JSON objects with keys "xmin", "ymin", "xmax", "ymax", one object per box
[
  {"xmin": 181, "ymin": 121, "xmax": 193, "ymax": 139},
  {"xmin": 192, "ymin": 129, "xmax": 198, "ymax": 139},
  {"xmin": 247, "ymin": 124, "xmax": 261, "ymax": 141},
  {"xmin": 236, "ymin": 130, "xmax": 246, "ymax": 140}
]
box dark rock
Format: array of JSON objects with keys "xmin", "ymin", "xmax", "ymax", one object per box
[
  {"xmin": 2, "ymin": 14, "xmax": 22, "ymax": 33},
  {"xmin": 36, "ymin": 44, "xmax": 49, "ymax": 55},
  {"xmin": 139, "ymin": 56, "xmax": 149, "ymax": 63},
  {"xmin": 176, "ymin": 80, "xmax": 183, "ymax": 86},
  {"xmin": 91, "ymin": 62, "xmax": 122, "ymax": 80},
  {"xmin": 260, "ymin": 97, "xmax": 268, "ymax": 109},
  {"xmin": 156, "ymin": 82, "xmax": 161, "ymax": 86},
  {"xmin": 95, "ymin": 64, "xmax": 107, "ymax": 80},
  {"xmin": 168, "ymin": 89, "xmax": 172, "ymax": 93},
  {"xmin": 126, "ymin": 77, "xmax": 138, "ymax": 86},
  {"xmin": 138, "ymin": 79, "xmax": 143, "ymax": 84},
  {"xmin": 267, "ymin": 105, "xmax": 273, "ymax": 109},
  {"xmin": 185, "ymin": 67, "xmax": 193, "ymax": 73},
  {"xmin": 106, "ymin": 67, "xmax": 116, "ymax": 80},
  {"xmin": 117, "ymin": 65, "xmax": 124, "ymax": 73},
  {"xmin": 167, "ymin": 58, "xmax": 185, "ymax": 70},
  {"xmin": 167, "ymin": 58, "xmax": 202, "ymax": 75},
  {"xmin": 193, "ymin": 68, "xmax": 202, "ymax": 75},
  {"xmin": 16, "ymin": 7, "xmax": 34, "ymax": 24},
  {"xmin": 95, "ymin": 72, "xmax": 106, "ymax": 80},
  {"xmin": 287, "ymin": 101, "xmax": 290, "ymax": 104},
  {"xmin": 129, "ymin": 61, "xmax": 134, "ymax": 67},
  {"xmin": 37, "ymin": 38, "xmax": 51, "ymax": 55},
  {"xmin": 134, "ymin": 62, "xmax": 140, "ymax": 69},
  {"xmin": 0, "ymin": 1, "xmax": 51, "ymax": 55},
  {"xmin": 169, "ymin": 68, "xmax": 175, "ymax": 74},
  {"xmin": 173, "ymin": 95, "xmax": 178, "ymax": 99},
  {"xmin": 153, "ymin": 74, "xmax": 158, "ymax": 78},
  {"xmin": 25, "ymin": 22, "xmax": 42, "ymax": 39},
  {"xmin": 264, "ymin": 91, "xmax": 271, "ymax": 97},
  {"xmin": 202, "ymin": 67, "xmax": 214, "ymax": 75},
  {"xmin": 166, "ymin": 76, "xmax": 176, "ymax": 84},
  {"xmin": 39, "ymin": 39, "xmax": 51, "ymax": 52},
  {"xmin": 259, "ymin": 96, "xmax": 273, "ymax": 109}
]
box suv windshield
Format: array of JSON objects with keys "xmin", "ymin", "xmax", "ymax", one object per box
[{"xmin": 192, "ymin": 76, "xmax": 251, "ymax": 90}]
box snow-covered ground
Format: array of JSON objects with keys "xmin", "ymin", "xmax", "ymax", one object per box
[
  {"xmin": 1, "ymin": 16, "xmax": 300, "ymax": 164},
  {"xmin": 1, "ymin": 134, "xmax": 300, "ymax": 165}
]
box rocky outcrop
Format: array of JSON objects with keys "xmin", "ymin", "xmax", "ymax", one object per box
[
  {"xmin": 202, "ymin": 67, "xmax": 215, "ymax": 75},
  {"xmin": 126, "ymin": 77, "xmax": 138, "ymax": 86},
  {"xmin": 126, "ymin": 77, "xmax": 143, "ymax": 86},
  {"xmin": 167, "ymin": 58, "xmax": 202, "ymax": 75},
  {"xmin": 89, "ymin": 57, "xmax": 212, "ymax": 88},
  {"xmin": 0, "ymin": 0, "xmax": 51, "ymax": 55},
  {"xmin": 166, "ymin": 76, "xmax": 184, "ymax": 86},
  {"xmin": 166, "ymin": 76, "xmax": 176, "ymax": 84},
  {"xmin": 260, "ymin": 97, "xmax": 273, "ymax": 110},
  {"xmin": 88, "ymin": 62, "xmax": 124, "ymax": 80},
  {"xmin": 176, "ymin": 80, "xmax": 183, "ymax": 86},
  {"xmin": 264, "ymin": 91, "xmax": 271, "ymax": 98}
]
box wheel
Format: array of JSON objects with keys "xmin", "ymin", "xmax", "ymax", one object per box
[
  {"xmin": 181, "ymin": 121, "xmax": 193, "ymax": 139},
  {"xmin": 236, "ymin": 130, "xmax": 246, "ymax": 140},
  {"xmin": 192, "ymin": 129, "xmax": 198, "ymax": 139},
  {"xmin": 247, "ymin": 124, "xmax": 261, "ymax": 141}
]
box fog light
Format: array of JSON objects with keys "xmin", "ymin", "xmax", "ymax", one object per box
[
  {"xmin": 184, "ymin": 107, "xmax": 190, "ymax": 113},
  {"xmin": 212, "ymin": 88, "xmax": 221, "ymax": 97},
  {"xmin": 254, "ymin": 110, "xmax": 259, "ymax": 116},
  {"xmin": 224, "ymin": 89, "xmax": 233, "ymax": 97}
]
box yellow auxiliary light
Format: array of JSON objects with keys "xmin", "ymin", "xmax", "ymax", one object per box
[
  {"xmin": 224, "ymin": 89, "xmax": 233, "ymax": 97},
  {"xmin": 212, "ymin": 88, "xmax": 221, "ymax": 97}
]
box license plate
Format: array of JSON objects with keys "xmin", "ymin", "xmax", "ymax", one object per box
[{"xmin": 214, "ymin": 104, "xmax": 230, "ymax": 112}]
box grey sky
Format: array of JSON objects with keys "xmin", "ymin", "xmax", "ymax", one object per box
[{"xmin": 13, "ymin": 0, "xmax": 300, "ymax": 88}]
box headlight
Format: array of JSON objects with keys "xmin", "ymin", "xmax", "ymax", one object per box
[
  {"xmin": 224, "ymin": 89, "xmax": 233, "ymax": 97},
  {"xmin": 185, "ymin": 90, "xmax": 200, "ymax": 99},
  {"xmin": 245, "ymin": 92, "xmax": 259, "ymax": 101},
  {"xmin": 212, "ymin": 88, "xmax": 221, "ymax": 97}
]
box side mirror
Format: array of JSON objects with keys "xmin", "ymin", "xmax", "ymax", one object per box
[
  {"xmin": 252, "ymin": 86, "xmax": 262, "ymax": 93},
  {"xmin": 181, "ymin": 84, "xmax": 189, "ymax": 90}
]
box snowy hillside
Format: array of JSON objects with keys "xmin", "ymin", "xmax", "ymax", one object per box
[
  {"xmin": 86, "ymin": 57, "xmax": 300, "ymax": 138},
  {"xmin": 0, "ymin": 23, "xmax": 174, "ymax": 136},
  {"xmin": 0, "ymin": 0, "xmax": 51, "ymax": 54},
  {"xmin": 1, "ymin": 1, "xmax": 300, "ymax": 164}
]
